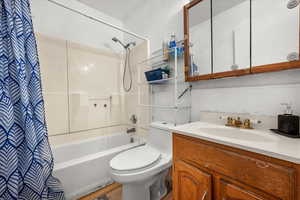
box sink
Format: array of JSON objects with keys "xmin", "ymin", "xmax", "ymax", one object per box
[{"xmin": 197, "ymin": 127, "xmax": 277, "ymax": 142}]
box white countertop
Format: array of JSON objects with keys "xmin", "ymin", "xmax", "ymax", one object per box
[{"xmin": 171, "ymin": 122, "xmax": 300, "ymax": 164}]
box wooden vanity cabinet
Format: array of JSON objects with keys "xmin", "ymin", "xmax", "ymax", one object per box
[
  {"xmin": 218, "ymin": 178, "xmax": 277, "ymax": 200},
  {"xmin": 173, "ymin": 160, "xmax": 212, "ymax": 200},
  {"xmin": 173, "ymin": 133, "xmax": 300, "ymax": 200}
]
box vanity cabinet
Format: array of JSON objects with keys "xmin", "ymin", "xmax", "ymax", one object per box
[
  {"xmin": 173, "ymin": 160, "xmax": 212, "ymax": 200},
  {"xmin": 219, "ymin": 179, "xmax": 277, "ymax": 200},
  {"xmin": 173, "ymin": 133, "xmax": 300, "ymax": 200}
]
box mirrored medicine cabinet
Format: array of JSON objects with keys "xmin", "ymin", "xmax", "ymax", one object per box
[{"xmin": 184, "ymin": 0, "xmax": 300, "ymax": 81}]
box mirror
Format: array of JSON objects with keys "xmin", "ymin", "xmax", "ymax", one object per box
[
  {"xmin": 212, "ymin": 0, "xmax": 250, "ymax": 75},
  {"xmin": 252, "ymin": 0, "xmax": 300, "ymax": 68},
  {"xmin": 184, "ymin": 0, "xmax": 300, "ymax": 82},
  {"xmin": 186, "ymin": 0, "xmax": 212, "ymax": 78}
]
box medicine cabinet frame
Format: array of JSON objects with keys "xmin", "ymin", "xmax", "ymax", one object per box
[{"xmin": 184, "ymin": 0, "xmax": 300, "ymax": 82}]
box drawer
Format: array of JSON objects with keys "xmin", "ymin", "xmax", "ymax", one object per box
[{"xmin": 173, "ymin": 134, "xmax": 296, "ymax": 200}]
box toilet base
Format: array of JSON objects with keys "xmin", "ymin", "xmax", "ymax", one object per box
[
  {"xmin": 122, "ymin": 174, "xmax": 161, "ymax": 200},
  {"xmin": 122, "ymin": 183, "xmax": 150, "ymax": 200}
]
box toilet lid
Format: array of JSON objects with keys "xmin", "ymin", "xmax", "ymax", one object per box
[{"xmin": 110, "ymin": 146, "xmax": 161, "ymax": 171}]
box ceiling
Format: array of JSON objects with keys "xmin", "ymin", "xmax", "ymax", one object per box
[
  {"xmin": 78, "ymin": 0, "xmax": 248, "ymax": 27},
  {"xmin": 77, "ymin": 0, "xmax": 145, "ymax": 21}
]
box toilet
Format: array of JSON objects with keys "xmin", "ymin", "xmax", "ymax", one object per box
[{"xmin": 109, "ymin": 122, "xmax": 174, "ymax": 200}]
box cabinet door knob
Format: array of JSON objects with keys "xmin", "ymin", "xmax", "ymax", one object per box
[{"xmin": 201, "ymin": 191, "xmax": 207, "ymax": 200}]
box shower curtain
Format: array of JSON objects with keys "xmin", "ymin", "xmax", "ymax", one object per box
[{"xmin": 0, "ymin": 0, "xmax": 64, "ymax": 199}]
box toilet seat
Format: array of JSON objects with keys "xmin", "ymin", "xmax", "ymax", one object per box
[{"xmin": 110, "ymin": 145, "xmax": 161, "ymax": 172}]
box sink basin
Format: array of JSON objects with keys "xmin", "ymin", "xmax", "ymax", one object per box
[{"xmin": 198, "ymin": 127, "xmax": 277, "ymax": 142}]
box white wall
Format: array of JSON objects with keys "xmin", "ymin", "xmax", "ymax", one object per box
[
  {"xmin": 30, "ymin": 0, "xmax": 124, "ymax": 53},
  {"xmin": 125, "ymin": 0, "xmax": 300, "ymax": 124},
  {"xmin": 124, "ymin": 0, "xmax": 190, "ymax": 51}
]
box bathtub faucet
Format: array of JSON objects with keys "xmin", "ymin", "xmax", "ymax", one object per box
[
  {"xmin": 130, "ymin": 115, "xmax": 137, "ymax": 124},
  {"xmin": 126, "ymin": 128, "xmax": 136, "ymax": 134}
]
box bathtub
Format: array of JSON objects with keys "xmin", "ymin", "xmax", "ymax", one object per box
[{"xmin": 52, "ymin": 133, "xmax": 143, "ymax": 200}]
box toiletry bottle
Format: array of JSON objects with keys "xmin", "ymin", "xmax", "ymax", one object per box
[
  {"xmin": 169, "ymin": 34, "xmax": 177, "ymax": 49},
  {"xmin": 162, "ymin": 65, "xmax": 170, "ymax": 78},
  {"xmin": 190, "ymin": 54, "xmax": 199, "ymax": 76},
  {"xmin": 162, "ymin": 41, "xmax": 169, "ymax": 61},
  {"xmin": 169, "ymin": 34, "xmax": 177, "ymax": 56}
]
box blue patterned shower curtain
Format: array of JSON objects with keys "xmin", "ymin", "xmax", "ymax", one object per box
[{"xmin": 0, "ymin": 0, "xmax": 65, "ymax": 199}]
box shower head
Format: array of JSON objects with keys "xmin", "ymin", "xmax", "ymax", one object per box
[
  {"xmin": 112, "ymin": 37, "xmax": 136, "ymax": 49},
  {"xmin": 287, "ymin": 0, "xmax": 300, "ymax": 9},
  {"xmin": 112, "ymin": 37, "xmax": 119, "ymax": 43}
]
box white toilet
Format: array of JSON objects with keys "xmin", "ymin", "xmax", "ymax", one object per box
[{"xmin": 109, "ymin": 122, "xmax": 174, "ymax": 200}]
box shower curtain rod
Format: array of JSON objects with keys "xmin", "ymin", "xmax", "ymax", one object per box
[{"xmin": 46, "ymin": 0, "xmax": 148, "ymax": 41}]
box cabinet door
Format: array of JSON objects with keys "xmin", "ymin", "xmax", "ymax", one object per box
[
  {"xmin": 174, "ymin": 161, "xmax": 212, "ymax": 200},
  {"xmin": 219, "ymin": 179, "xmax": 279, "ymax": 200}
]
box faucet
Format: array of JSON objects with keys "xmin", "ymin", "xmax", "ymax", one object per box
[
  {"xmin": 126, "ymin": 127, "xmax": 136, "ymax": 134},
  {"xmin": 226, "ymin": 117, "xmax": 242, "ymax": 127},
  {"xmin": 224, "ymin": 116, "xmax": 260, "ymax": 129}
]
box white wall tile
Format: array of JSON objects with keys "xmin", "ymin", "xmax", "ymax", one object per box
[
  {"xmin": 36, "ymin": 34, "xmax": 69, "ymax": 136},
  {"xmin": 67, "ymin": 42, "xmax": 122, "ymax": 132}
]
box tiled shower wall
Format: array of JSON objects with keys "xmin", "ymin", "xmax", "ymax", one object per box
[
  {"xmin": 37, "ymin": 34, "xmax": 123, "ymax": 136},
  {"xmin": 124, "ymin": 41, "xmax": 150, "ymax": 136},
  {"xmin": 36, "ymin": 33, "xmax": 149, "ymax": 142}
]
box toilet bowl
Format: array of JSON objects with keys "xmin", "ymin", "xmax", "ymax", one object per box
[{"xmin": 109, "ymin": 122, "xmax": 174, "ymax": 200}]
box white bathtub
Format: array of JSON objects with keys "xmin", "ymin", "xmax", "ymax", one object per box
[{"xmin": 52, "ymin": 133, "xmax": 143, "ymax": 200}]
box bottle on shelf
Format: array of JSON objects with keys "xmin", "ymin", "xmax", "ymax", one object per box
[
  {"xmin": 162, "ymin": 41, "xmax": 169, "ymax": 61},
  {"xmin": 168, "ymin": 34, "xmax": 184, "ymax": 57},
  {"xmin": 190, "ymin": 54, "xmax": 199, "ymax": 76},
  {"xmin": 169, "ymin": 34, "xmax": 177, "ymax": 56}
]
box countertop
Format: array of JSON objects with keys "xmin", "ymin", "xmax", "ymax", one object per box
[{"xmin": 170, "ymin": 122, "xmax": 300, "ymax": 164}]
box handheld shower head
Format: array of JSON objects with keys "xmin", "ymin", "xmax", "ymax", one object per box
[
  {"xmin": 287, "ymin": 0, "xmax": 300, "ymax": 9},
  {"xmin": 125, "ymin": 42, "xmax": 136, "ymax": 49},
  {"xmin": 112, "ymin": 37, "xmax": 136, "ymax": 92},
  {"xmin": 112, "ymin": 37, "xmax": 136, "ymax": 49}
]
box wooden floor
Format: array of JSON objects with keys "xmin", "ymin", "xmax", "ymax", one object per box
[
  {"xmin": 79, "ymin": 183, "xmax": 122, "ymax": 200},
  {"xmin": 79, "ymin": 183, "xmax": 173, "ymax": 200}
]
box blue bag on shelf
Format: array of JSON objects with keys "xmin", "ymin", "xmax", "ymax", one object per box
[{"xmin": 144, "ymin": 68, "xmax": 163, "ymax": 82}]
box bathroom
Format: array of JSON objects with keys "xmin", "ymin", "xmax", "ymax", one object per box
[{"xmin": 1, "ymin": 0, "xmax": 300, "ymax": 199}]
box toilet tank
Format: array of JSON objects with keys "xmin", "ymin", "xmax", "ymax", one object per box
[{"xmin": 146, "ymin": 122, "xmax": 175, "ymax": 155}]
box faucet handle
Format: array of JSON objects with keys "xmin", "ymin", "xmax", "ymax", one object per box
[
  {"xmin": 232, "ymin": 117, "xmax": 242, "ymax": 127},
  {"xmin": 219, "ymin": 116, "xmax": 229, "ymax": 120},
  {"xmin": 226, "ymin": 117, "xmax": 234, "ymax": 126},
  {"xmin": 242, "ymin": 119, "xmax": 252, "ymax": 129},
  {"xmin": 249, "ymin": 119, "xmax": 262, "ymax": 125},
  {"xmin": 219, "ymin": 116, "xmax": 232, "ymax": 126}
]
